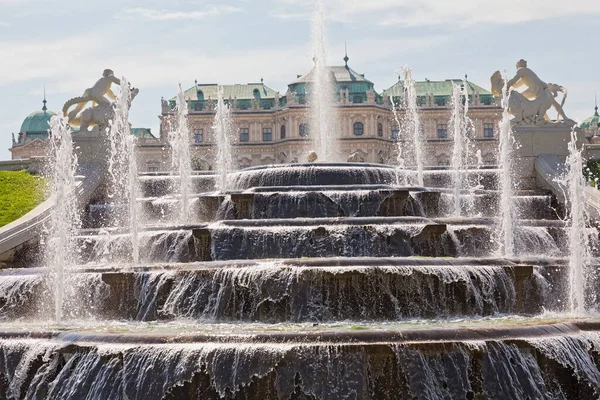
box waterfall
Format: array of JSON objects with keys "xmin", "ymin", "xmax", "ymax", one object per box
[{"xmin": 498, "ymin": 81, "xmax": 515, "ymax": 257}]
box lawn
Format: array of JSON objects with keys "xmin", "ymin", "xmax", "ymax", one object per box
[{"xmin": 0, "ymin": 170, "xmax": 47, "ymax": 228}]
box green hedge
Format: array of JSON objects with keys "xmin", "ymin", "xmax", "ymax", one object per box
[{"xmin": 0, "ymin": 170, "xmax": 47, "ymax": 228}]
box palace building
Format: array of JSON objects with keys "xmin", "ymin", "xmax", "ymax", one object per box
[{"xmin": 11, "ymin": 57, "xmax": 507, "ymax": 170}]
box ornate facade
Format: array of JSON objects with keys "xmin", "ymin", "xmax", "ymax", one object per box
[{"xmin": 143, "ymin": 62, "xmax": 503, "ymax": 172}]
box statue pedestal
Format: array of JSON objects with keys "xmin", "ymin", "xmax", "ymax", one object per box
[
  {"xmin": 73, "ymin": 127, "xmax": 109, "ymax": 167},
  {"xmin": 512, "ymin": 124, "xmax": 585, "ymax": 189}
]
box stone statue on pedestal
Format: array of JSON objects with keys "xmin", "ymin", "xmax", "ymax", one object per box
[
  {"xmin": 62, "ymin": 69, "xmax": 138, "ymax": 132},
  {"xmin": 490, "ymin": 60, "xmax": 575, "ymax": 126}
]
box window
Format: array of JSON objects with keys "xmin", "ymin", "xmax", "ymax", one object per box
[
  {"xmin": 147, "ymin": 162, "xmax": 159, "ymax": 172},
  {"xmin": 484, "ymin": 123, "xmax": 494, "ymax": 138},
  {"xmin": 299, "ymin": 123, "xmax": 309, "ymax": 137},
  {"xmin": 391, "ymin": 127, "xmax": 399, "ymax": 140},
  {"xmin": 377, "ymin": 123, "xmax": 383, "ymax": 137},
  {"xmin": 239, "ymin": 128, "xmax": 249, "ymax": 142},
  {"xmin": 262, "ymin": 128, "xmax": 272, "ymax": 142},
  {"xmin": 280, "ymin": 125, "xmax": 286, "ymax": 139},
  {"xmin": 193, "ymin": 129, "xmax": 203, "ymax": 143},
  {"xmin": 353, "ymin": 122, "xmax": 364, "ymax": 136},
  {"xmin": 197, "ymin": 90, "xmax": 204, "ymax": 101},
  {"xmin": 253, "ymin": 88, "xmax": 261, "ymax": 99},
  {"xmin": 437, "ymin": 124, "xmax": 448, "ymax": 139},
  {"xmin": 353, "ymin": 95, "xmax": 363, "ymax": 104}
]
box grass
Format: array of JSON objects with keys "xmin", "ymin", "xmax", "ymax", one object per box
[{"xmin": 0, "ymin": 170, "xmax": 47, "ymax": 228}]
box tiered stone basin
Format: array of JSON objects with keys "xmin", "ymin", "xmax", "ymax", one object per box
[{"xmin": 1, "ymin": 163, "xmax": 600, "ymax": 399}]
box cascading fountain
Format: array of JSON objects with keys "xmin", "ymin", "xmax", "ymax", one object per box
[
  {"xmin": 498, "ymin": 80, "xmax": 515, "ymax": 256},
  {"xmin": 401, "ymin": 66, "xmax": 424, "ymax": 186},
  {"xmin": 309, "ymin": 0, "xmax": 337, "ymax": 162},
  {"xmin": 213, "ymin": 86, "xmax": 234, "ymax": 192},
  {"xmin": 564, "ymin": 128, "xmax": 591, "ymax": 314},
  {"xmin": 107, "ymin": 77, "xmax": 140, "ymax": 264},
  {"xmin": 449, "ymin": 82, "xmax": 474, "ymax": 216},
  {"xmin": 47, "ymin": 113, "xmax": 80, "ymax": 323},
  {"xmin": 168, "ymin": 85, "xmax": 193, "ymax": 223},
  {"xmin": 390, "ymin": 88, "xmax": 406, "ymax": 185}
]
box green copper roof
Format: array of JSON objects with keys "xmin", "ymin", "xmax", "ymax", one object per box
[
  {"xmin": 291, "ymin": 66, "xmax": 373, "ymax": 85},
  {"xmin": 131, "ymin": 128, "xmax": 156, "ymax": 138},
  {"xmin": 177, "ymin": 82, "xmax": 279, "ymax": 102},
  {"xmin": 382, "ymin": 79, "xmax": 492, "ymax": 97},
  {"xmin": 20, "ymin": 102, "xmax": 56, "ymax": 134},
  {"xmin": 579, "ymin": 106, "xmax": 600, "ymax": 130}
]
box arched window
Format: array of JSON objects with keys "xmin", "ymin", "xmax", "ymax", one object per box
[
  {"xmin": 353, "ymin": 122, "xmax": 364, "ymax": 136},
  {"xmin": 299, "ymin": 123, "xmax": 309, "ymax": 137},
  {"xmin": 377, "ymin": 123, "xmax": 383, "ymax": 137},
  {"xmin": 253, "ymin": 88, "xmax": 260, "ymax": 99},
  {"xmin": 280, "ymin": 125, "xmax": 286, "ymax": 139},
  {"xmin": 197, "ymin": 90, "xmax": 204, "ymax": 101}
]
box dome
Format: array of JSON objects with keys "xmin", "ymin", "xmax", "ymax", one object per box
[
  {"xmin": 20, "ymin": 99, "xmax": 56, "ymax": 134},
  {"xmin": 579, "ymin": 105, "xmax": 600, "ymax": 131}
]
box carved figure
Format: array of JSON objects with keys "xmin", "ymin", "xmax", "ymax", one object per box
[
  {"xmin": 77, "ymin": 88, "xmax": 139, "ymax": 132},
  {"xmin": 490, "ymin": 60, "xmax": 574, "ymax": 126},
  {"xmin": 307, "ymin": 151, "xmax": 318, "ymax": 163},
  {"xmin": 347, "ymin": 152, "xmax": 364, "ymax": 163},
  {"xmin": 62, "ymin": 69, "xmax": 121, "ymax": 124}
]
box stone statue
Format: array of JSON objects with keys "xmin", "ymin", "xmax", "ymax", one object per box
[
  {"xmin": 62, "ymin": 69, "xmax": 122, "ymax": 123},
  {"xmin": 347, "ymin": 151, "xmax": 364, "ymax": 163},
  {"xmin": 62, "ymin": 69, "xmax": 139, "ymax": 132},
  {"xmin": 307, "ymin": 151, "xmax": 318, "ymax": 163},
  {"xmin": 77, "ymin": 87, "xmax": 139, "ymax": 132},
  {"xmin": 490, "ymin": 60, "xmax": 574, "ymax": 126}
]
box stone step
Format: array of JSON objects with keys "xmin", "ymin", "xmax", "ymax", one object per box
[
  {"xmin": 0, "ymin": 258, "xmax": 576, "ymax": 323},
  {"xmin": 0, "ymin": 320, "xmax": 599, "ymax": 399}
]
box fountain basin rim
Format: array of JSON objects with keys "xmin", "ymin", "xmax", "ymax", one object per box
[
  {"xmin": 1, "ymin": 256, "xmax": 584, "ymax": 276},
  {"xmin": 0, "ymin": 321, "xmax": 598, "ymax": 345}
]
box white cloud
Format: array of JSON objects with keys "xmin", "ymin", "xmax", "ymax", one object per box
[
  {"xmin": 118, "ymin": 5, "xmax": 242, "ymax": 21},
  {"xmin": 0, "ymin": 21, "xmax": 10, "ymax": 27}
]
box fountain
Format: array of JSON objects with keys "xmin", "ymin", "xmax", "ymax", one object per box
[
  {"xmin": 107, "ymin": 78, "xmax": 140, "ymax": 264},
  {"xmin": 565, "ymin": 128, "xmax": 591, "ymax": 313},
  {"xmin": 47, "ymin": 113, "xmax": 80, "ymax": 323},
  {"xmin": 498, "ymin": 80, "xmax": 516, "ymax": 256},
  {"xmin": 449, "ymin": 82, "xmax": 474, "ymax": 216},
  {"xmin": 401, "ymin": 66, "xmax": 424, "ymax": 186},
  {"xmin": 309, "ymin": 0, "xmax": 337, "ymax": 162},
  {"xmin": 2, "ymin": 42, "xmax": 600, "ymax": 400},
  {"xmin": 168, "ymin": 85, "xmax": 193, "ymax": 223},
  {"xmin": 213, "ymin": 86, "xmax": 234, "ymax": 193}
]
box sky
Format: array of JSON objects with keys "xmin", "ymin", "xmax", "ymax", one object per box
[{"xmin": 0, "ymin": 0, "xmax": 599, "ymax": 160}]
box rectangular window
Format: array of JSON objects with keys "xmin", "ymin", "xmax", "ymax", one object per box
[
  {"xmin": 193, "ymin": 129, "xmax": 203, "ymax": 143},
  {"xmin": 437, "ymin": 124, "xmax": 448, "ymax": 139},
  {"xmin": 262, "ymin": 128, "xmax": 272, "ymax": 142},
  {"xmin": 484, "ymin": 123, "xmax": 494, "ymax": 138},
  {"xmin": 239, "ymin": 128, "xmax": 249, "ymax": 142},
  {"xmin": 391, "ymin": 127, "xmax": 399, "ymax": 139}
]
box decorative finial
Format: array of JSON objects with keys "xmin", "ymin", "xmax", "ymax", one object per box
[
  {"xmin": 344, "ymin": 41, "xmax": 349, "ymax": 68},
  {"xmin": 595, "ymin": 92, "xmax": 598, "ymax": 114},
  {"xmin": 464, "ymin": 73, "xmax": 468, "ymax": 81},
  {"xmin": 195, "ymin": 79, "xmax": 198, "ymax": 87},
  {"xmin": 261, "ymin": 77, "xmax": 264, "ymax": 84},
  {"xmin": 312, "ymin": 55, "xmax": 317, "ymax": 65},
  {"xmin": 42, "ymin": 86, "xmax": 47, "ymax": 113}
]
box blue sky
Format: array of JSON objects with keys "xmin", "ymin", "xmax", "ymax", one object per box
[{"xmin": 1, "ymin": 0, "xmax": 599, "ymax": 160}]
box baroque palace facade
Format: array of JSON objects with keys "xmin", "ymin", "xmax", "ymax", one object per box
[
  {"xmin": 11, "ymin": 59, "xmax": 510, "ymax": 170},
  {"xmin": 138, "ymin": 60, "xmax": 503, "ymax": 172}
]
